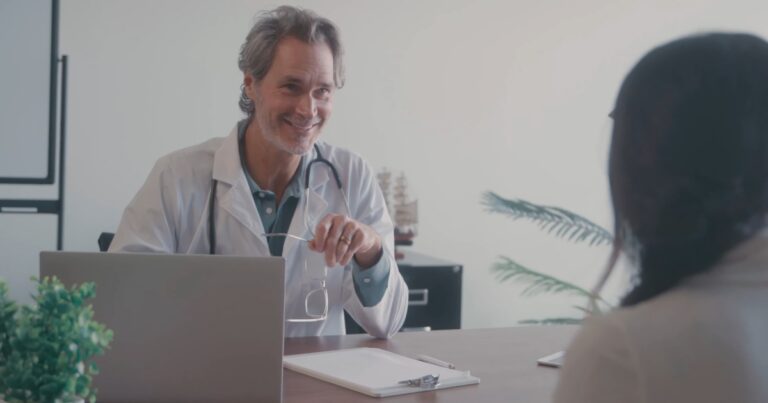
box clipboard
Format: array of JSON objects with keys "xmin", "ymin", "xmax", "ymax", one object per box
[{"xmin": 283, "ymin": 347, "xmax": 480, "ymax": 397}]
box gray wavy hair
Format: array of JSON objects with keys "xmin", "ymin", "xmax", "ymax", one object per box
[{"xmin": 238, "ymin": 5, "xmax": 345, "ymax": 117}]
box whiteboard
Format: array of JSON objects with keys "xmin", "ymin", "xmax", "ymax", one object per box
[{"xmin": 0, "ymin": 0, "xmax": 58, "ymax": 184}]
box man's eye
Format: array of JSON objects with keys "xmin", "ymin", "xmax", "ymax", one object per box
[{"xmin": 282, "ymin": 84, "xmax": 301, "ymax": 92}]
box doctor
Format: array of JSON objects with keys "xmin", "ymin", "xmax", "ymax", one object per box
[{"xmin": 109, "ymin": 6, "xmax": 408, "ymax": 339}]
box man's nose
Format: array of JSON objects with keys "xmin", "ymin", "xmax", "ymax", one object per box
[{"xmin": 296, "ymin": 93, "xmax": 317, "ymax": 118}]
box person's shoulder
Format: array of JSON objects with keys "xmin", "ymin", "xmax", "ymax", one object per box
[
  {"xmin": 617, "ymin": 282, "xmax": 722, "ymax": 332},
  {"xmin": 554, "ymin": 312, "xmax": 640, "ymax": 403},
  {"xmin": 584, "ymin": 293, "xmax": 693, "ymax": 349},
  {"xmin": 314, "ymin": 140, "xmax": 364, "ymax": 163},
  {"xmin": 314, "ymin": 141, "xmax": 373, "ymax": 175},
  {"xmin": 159, "ymin": 137, "xmax": 224, "ymax": 168},
  {"xmin": 147, "ymin": 136, "xmax": 228, "ymax": 190},
  {"xmin": 566, "ymin": 292, "xmax": 699, "ymax": 372},
  {"xmin": 569, "ymin": 311, "xmax": 630, "ymax": 358}
]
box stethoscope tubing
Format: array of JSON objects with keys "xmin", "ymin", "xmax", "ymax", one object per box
[{"xmin": 208, "ymin": 144, "xmax": 349, "ymax": 255}]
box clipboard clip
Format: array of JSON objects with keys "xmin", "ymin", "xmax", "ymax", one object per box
[{"xmin": 398, "ymin": 374, "xmax": 440, "ymax": 389}]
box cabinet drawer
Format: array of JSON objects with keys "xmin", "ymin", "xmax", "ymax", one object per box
[{"xmin": 345, "ymin": 260, "xmax": 462, "ymax": 334}]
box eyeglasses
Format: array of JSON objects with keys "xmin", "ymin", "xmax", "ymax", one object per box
[
  {"xmin": 291, "ymin": 255, "xmax": 328, "ymax": 323},
  {"xmin": 262, "ymin": 188, "xmax": 331, "ymax": 323},
  {"xmin": 263, "ymin": 233, "xmax": 328, "ymax": 323},
  {"xmin": 260, "ymin": 158, "xmax": 353, "ymax": 323}
]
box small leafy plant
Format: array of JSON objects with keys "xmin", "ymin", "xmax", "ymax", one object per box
[
  {"xmin": 0, "ymin": 277, "xmax": 113, "ymax": 403},
  {"xmin": 483, "ymin": 191, "xmax": 614, "ymax": 323}
]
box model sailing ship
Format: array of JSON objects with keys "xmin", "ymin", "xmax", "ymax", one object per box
[{"xmin": 377, "ymin": 169, "xmax": 418, "ymax": 259}]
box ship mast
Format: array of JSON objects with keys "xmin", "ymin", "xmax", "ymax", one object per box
[
  {"xmin": 377, "ymin": 168, "xmax": 393, "ymax": 216},
  {"xmin": 393, "ymin": 173, "xmax": 417, "ymax": 234}
]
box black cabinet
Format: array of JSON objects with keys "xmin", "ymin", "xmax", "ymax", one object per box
[{"xmin": 345, "ymin": 250, "xmax": 462, "ymax": 333}]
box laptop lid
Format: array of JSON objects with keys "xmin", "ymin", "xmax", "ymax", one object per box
[{"xmin": 40, "ymin": 251, "xmax": 285, "ymax": 403}]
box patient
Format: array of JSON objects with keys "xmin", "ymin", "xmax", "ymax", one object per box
[{"xmin": 554, "ymin": 33, "xmax": 768, "ymax": 403}]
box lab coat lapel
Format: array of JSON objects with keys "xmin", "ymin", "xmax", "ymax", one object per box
[{"xmin": 211, "ymin": 130, "xmax": 269, "ymax": 254}]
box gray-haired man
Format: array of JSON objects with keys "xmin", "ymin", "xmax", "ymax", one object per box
[{"xmin": 110, "ymin": 6, "xmax": 408, "ymax": 338}]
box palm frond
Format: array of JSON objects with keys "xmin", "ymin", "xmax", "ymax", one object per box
[
  {"xmin": 482, "ymin": 191, "xmax": 614, "ymax": 246},
  {"xmin": 492, "ymin": 256, "xmax": 594, "ymax": 299},
  {"xmin": 518, "ymin": 317, "xmax": 583, "ymax": 325}
]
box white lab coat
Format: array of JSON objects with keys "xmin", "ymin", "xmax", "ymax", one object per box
[{"xmin": 109, "ymin": 127, "xmax": 408, "ymax": 338}]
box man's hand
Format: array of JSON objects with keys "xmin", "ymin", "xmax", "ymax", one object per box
[{"xmin": 308, "ymin": 214, "xmax": 382, "ymax": 268}]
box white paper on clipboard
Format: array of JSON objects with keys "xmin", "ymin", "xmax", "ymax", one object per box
[{"xmin": 283, "ymin": 347, "xmax": 480, "ymax": 397}]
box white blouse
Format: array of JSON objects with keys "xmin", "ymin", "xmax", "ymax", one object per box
[{"xmin": 554, "ymin": 234, "xmax": 768, "ymax": 403}]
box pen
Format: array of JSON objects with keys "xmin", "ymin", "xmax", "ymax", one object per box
[{"xmin": 417, "ymin": 354, "xmax": 456, "ymax": 369}]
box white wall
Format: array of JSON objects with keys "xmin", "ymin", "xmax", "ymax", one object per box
[{"xmin": 2, "ymin": 0, "xmax": 768, "ymax": 326}]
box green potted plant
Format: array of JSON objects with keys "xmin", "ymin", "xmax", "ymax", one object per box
[
  {"xmin": 0, "ymin": 277, "xmax": 113, "ymax": 403},
  {"xmin": 482, "ymin": 191, "xmax": 614, "ymax": 323}
]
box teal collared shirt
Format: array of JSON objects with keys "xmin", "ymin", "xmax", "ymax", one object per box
[{"xmin": 237, "ymin": 120, "xmax": 390, "ymax": 307}]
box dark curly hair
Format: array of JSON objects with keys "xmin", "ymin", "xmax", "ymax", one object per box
[{"xmin": 608, "ymin": 33, "xmax": 768, "ymax": 306}]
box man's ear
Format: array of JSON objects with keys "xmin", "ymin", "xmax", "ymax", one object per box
[{"xmin": 243, "ymin": 73, "xmax": 257, "ymax": 100}]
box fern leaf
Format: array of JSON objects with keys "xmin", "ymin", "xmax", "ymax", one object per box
[
  {"xmin": 492, "ymin": 257, "xmax": 594, "ymax": 299},
  {"xmin": 482, "ymin": 191, "xmax": 614, "ymax": 246}
]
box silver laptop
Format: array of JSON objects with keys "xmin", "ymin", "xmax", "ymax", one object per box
[{"xmin": 40, "ymin": 251, "xmax": 285, "ymax": 403}]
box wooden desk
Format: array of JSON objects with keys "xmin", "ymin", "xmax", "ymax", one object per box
[{"xmin": 284, "ymin": 325, "xmax": 578, "ymax": 403}]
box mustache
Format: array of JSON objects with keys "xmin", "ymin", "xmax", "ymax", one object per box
[{"xmin": 284, "ymin": 115, "xmax": 321, "ymax": 128}]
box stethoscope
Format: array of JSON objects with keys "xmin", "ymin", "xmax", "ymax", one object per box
[{"xmin": 207, "ymin": 144, "xmax": 351, "ymax": 255}]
